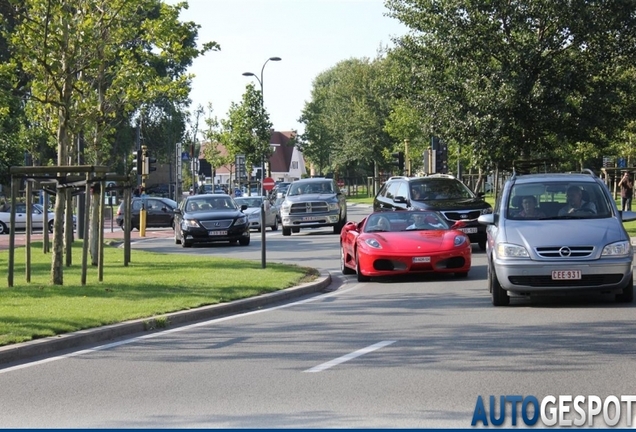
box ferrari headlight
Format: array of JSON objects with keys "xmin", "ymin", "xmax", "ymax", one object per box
[
  {"xmin": 182, "ymin": 219, "xmax": 200, "ymax": 228},
  {"xmin": 364, "ymin": 238, "xmax": 382, "ymax": 249},
  {"xmin": 602, "ymin": 241, "xmax": 632, "ymax": 257},
  {"xmin": 454, "ymin": 235, "xmax": 467, "ymax": 247},
  {"xmin": 496, "ymin": 243, "xmax": 529, "ymax": 258}
]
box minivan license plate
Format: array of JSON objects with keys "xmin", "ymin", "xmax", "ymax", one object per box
[
  {"xmin": 459, "ymin": 227, "xmax": 478, "ymax": 234},
  {"xmin": 209, "ymin": 230, "xmax": 227, "ymax": 236},
  {"xmin": 552, "ymin": 270, "xmax": 581, "ymax": 280}
]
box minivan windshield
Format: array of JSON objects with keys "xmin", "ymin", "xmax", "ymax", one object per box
[{"xmin": 507, "ymin": 182, "xmax": 610, "ymax": 219}]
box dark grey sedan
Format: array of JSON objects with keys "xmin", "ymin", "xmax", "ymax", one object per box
[{"xmin": 173, "ymin": 194, "xmax": 250, "ymax": 247}]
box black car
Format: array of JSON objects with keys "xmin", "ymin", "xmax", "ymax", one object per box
[
  {"xmin": 174, "ymin": 194, "xmax": 250, "ymax": 247},
  {"xmin": 116, "ymin": 197, "xmax": 177, "ymax": 231},
  {"xmin": 373, "ymin": 174, "xmax": 492, "ymax": 250}
]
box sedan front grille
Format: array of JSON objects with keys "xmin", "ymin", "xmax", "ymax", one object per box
[
  {"xmin": 441, "ymin": 210, "xmax": 481, "ymax": 221},
  {"xmin": 508, "ymin": 274, "xmax": 623, "ymax": 287},
  {"xmin": 200, "ymin": 219, "xmax": 233, "ymax": 229},
  {"xmin": 535, "ymin": 246, "xmax": 594, "ymax": 258},
  {"xmin": 290, "ymin": 201, "xmax": 329, "ymax": 214}
]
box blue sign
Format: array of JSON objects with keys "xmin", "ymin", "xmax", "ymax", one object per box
[
  {"xmin": 181, "ymin": 151, "xmax": 190, "ymax": 161},
  {"xmin": 618, "ymin": 157, "xmax": 627, "ymax": 168}
]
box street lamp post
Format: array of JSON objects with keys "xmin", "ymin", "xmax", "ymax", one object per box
[{"xmin": 243, "ymin": 56, "xmax": 281, "ymax": 269}]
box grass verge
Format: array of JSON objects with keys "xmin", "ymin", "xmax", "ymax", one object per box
[{"xmin": 0, "ymin": 241, "xmax": 317, "ymax": 347}]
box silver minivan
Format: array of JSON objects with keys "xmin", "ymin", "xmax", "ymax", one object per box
[{"xmin": 478, "ymin": 170, "xmax": 636, "ymax": 306}]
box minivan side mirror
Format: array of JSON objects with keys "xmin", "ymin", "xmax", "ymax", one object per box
[{"xmin": 619, "ymin": 210, "xmax": 636, "ymax": 222}]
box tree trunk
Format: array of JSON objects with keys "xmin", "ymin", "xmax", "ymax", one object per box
[{"xmin": 51, "ymin": 53, "xmax": 73, "ymax": 285}]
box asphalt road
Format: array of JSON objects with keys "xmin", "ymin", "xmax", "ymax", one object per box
[{"xmin": 1, "ymin": 205, "xmax": 636, "ymax": 427}]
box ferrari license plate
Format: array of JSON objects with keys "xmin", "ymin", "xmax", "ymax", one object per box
[
  {"xmin": 412, "ymin": 256, "xmax": 431, "ymax": 263},
  {"xmin": 552, "ymin": 270, "xmax": 581, "ymax": 280},
  {"xmin": 208, "ymin": 230, "xmax": 227, "ymax": 236},
  {"xmin": 459, "ymin": 227, "xmax": 478, "ymax": 234}
]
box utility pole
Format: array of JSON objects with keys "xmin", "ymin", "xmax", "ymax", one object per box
[{"xmin": 191, "ymin": 106, "xmax": 203, "ymax": 194}]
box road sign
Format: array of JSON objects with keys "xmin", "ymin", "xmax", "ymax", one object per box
[{"xmin": 263, "ymin": 177, "xmax": 275, "ymax": 191}]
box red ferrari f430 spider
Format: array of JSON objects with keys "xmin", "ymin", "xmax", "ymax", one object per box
[{"xmin": 340, "ymin": 210, "xmax": 472, "ymax": 282}]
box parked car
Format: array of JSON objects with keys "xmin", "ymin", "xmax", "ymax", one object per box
[
  {"xmin": 279, "ymin": 177, "xmax": 347, "ymax": 236},
  {"xmin": 173, "ymin": 193, "xmax": 250, "ymax": 247},
  {"xmin": 116, "ymin": 197, "xmax": 177, "ymax": 231},
  {"xmin": 340, "ymin": 210, "xmax": 472, "ymax": 282},
  {"xmin": 233, "ymin": 196, "xmax": 279, "ymax": 231},
  {"xmin": 373, "ymin": 174, "xmax": 492, "ymax": 250},
  {"xmin": 0, "ymin": 202, "xmax": 55, "ymax": 234},
  {"xmin": 478, "ymin": 169, "xmax": 636, "ymax": 306}
]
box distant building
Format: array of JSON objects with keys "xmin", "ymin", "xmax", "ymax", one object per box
[{"xmin": 199, "ymin": 130, "xmax": 306, "ymax": 187}]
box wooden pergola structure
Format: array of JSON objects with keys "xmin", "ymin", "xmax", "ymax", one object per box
[{"xmin": 7, "ymin": 165, "xmax": 135, "ymax": 287}]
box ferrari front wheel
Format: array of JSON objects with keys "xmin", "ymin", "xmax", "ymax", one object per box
[
  {"xmin": 340, "ymin": 245, "xmax": 354, "ymax": 275},
  {"xmin": 356, "ymin": 251, "xmax": 370, "ymax": 282}
]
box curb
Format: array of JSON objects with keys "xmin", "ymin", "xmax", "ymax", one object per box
[{"xmin": 0, "ymin": 272, "xmax": 333, "ymax": 367}]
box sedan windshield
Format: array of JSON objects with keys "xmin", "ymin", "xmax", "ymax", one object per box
[
  {"xmin": 234, "ymin": 198, "xmax": 262, "ymax": 208},
  {"xmin": 186, "ymin": 197, "xmax": 236, "ymax": 212}
]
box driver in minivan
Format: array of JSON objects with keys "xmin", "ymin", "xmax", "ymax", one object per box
[{"xmin": 558, "ymin": 186, "xmax": 596, "ymax": 215}]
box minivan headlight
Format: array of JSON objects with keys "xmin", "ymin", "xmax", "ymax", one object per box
[
  {"xmin": 496, "ymin": 243, "xmax": 529, "ymax": 258},
  {"xmin": 602, "ymin": 241, "xmax": 632, "ymax": 257}
]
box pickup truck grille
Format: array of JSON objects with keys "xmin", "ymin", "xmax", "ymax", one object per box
[{"xmin": 290, "ymin": 202, "xmax": 329, "ymax": 214}]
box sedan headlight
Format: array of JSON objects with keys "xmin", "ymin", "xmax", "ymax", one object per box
[
  {"xmin": 496, "ymin": 243, "xmax": 529, "ymax": 258},
  {"xmin": 328, "ymin": 202, "xmax": 340, "ymax": 211},
  {"xmin": 364, "ymin": 238, "xmax": 382, "ymax": 249},
  {"xmin": 602, "ymin": 241, "xmax": 632, "ymax": 257},
  {"xmin": 182, "ymin": 218, "xmax": 200, "ymax": 228},
  {"xmin": 235, "ymin": 216, "xmax": 248, "ymax": 225}
]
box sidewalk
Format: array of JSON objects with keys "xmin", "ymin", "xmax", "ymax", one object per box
[{"xmin": 0, "ymin": 224, "xmax": 173, "ymax": 251}]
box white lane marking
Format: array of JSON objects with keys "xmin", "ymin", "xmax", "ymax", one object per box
[
  {"xmin": 304, "ymin": 340, "xmax": 396, "ymax": 373},
  {"xmin": 0, "ymin": 283, "xmax": 363, "ymax": 374}
]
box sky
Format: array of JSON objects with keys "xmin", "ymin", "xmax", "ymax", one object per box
[{"xmin": 172, "ymin": 0, "xmax": 409, "ymax": 137}]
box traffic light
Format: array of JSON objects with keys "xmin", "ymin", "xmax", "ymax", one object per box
[
  {"xmin": 435, "ymin": 142, "xmax": 448, "ymax": 174},
  {"xmin": 132, "ymin": 149, "xmax": 142, "ymax": 175},
  {"xmin": 142, "ymin": 146, "xmax": 157, "ymax": 175},
  {"xmin": 391, "ymin": 151, "xmax": 405, "ymax": 173}
]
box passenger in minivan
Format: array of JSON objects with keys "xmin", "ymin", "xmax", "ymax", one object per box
[
  {"xmin": 558, "ymin": 186, "xmax": 597, "ymax": 215},
  {"xmin": 517, "ymin": 196, "xmax": 546, "ymax": 218}
]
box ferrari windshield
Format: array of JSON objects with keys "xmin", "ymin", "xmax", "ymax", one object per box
[{"xmin": 364, "ymin": 211, "xmax": 451, "ymax": 232}]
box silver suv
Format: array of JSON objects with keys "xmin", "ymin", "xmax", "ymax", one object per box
[
  {"xmin": 279, "ymin": 178, "xmax": 347, "ymax": 236},
  {"xmin": 478, "ymin": 170, "xmax": 636, "ymax": 306}
]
